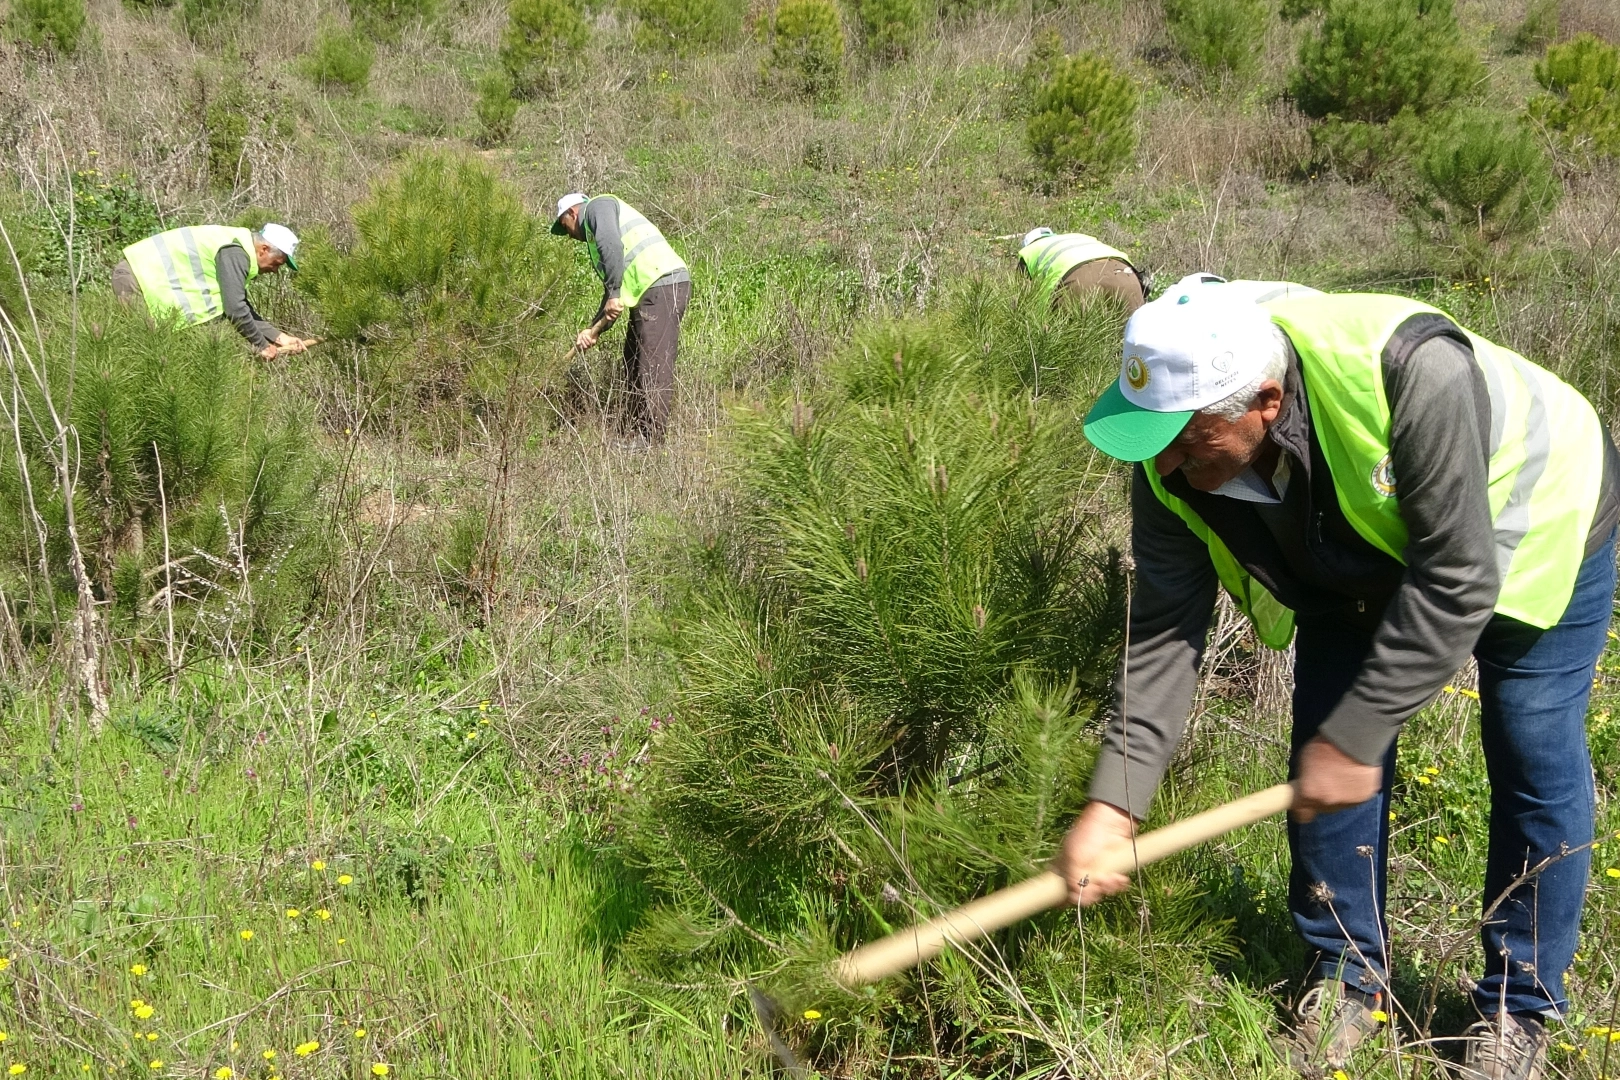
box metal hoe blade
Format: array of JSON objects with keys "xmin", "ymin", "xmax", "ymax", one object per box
[{"xmin": 748, "ymin": 982, "xmax": 811, "ymax": 1078}]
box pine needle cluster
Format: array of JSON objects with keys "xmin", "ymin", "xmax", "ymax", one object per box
[
  {"xmin": 1530, "ymin": 33, "xmax": 1620, "ymax": 159},
  {"xmin": 1026, "ymin": 52, "xmax": 1139, "ymax": 182}
]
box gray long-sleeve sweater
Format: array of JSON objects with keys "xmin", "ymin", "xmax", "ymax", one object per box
[
  {"xmin": 1089, "ymin": 332, "xmax": 1620, "ymax": 819},
  {"xmin": 581, "ymin": 197, "xmax": 689, "ymax": 321},
  {"xmin": 216, "ymin": 244, "xmax": 281, "ymax": 349}
]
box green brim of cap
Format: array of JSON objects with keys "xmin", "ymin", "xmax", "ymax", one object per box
[
  {"xmin": 1081, "ymin": 380, "xmax": 1192, "ymax": 462},
  {"xmin": 549, "ymin": 217, "xmax": 569, "ymax": 236},
  {"xmin": 284, "ymin": 251, "xmax": 297, "ymax": 270}
]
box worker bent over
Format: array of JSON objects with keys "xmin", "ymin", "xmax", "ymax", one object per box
[
  {"xmin": 552, "ymin": 192, "xmax": 690, "ymax": 448},
  {"xmin": 1061, "ymin": 278, "xmax": 1618, "ymax": 1080},
  {"xmin": 1017, "ymin": 227, "xmax": 1146, "ymax": 313},
  {"xmin": 114, "ymin": 223, "xmax": 308, "ymax": 359}
]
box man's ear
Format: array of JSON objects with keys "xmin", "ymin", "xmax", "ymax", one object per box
[{"xmin": 1256, "ymin": 378, "xmax": 1285, "ymax": 423}]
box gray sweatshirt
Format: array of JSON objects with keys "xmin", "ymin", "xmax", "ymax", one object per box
[
  {"xmin": 581, "ymin": 197, "xmax": 689, "ymax": 321},
  {"xmin": 1090, "ymin": 330, "xmax": 1620, "ymax": 819},
  {"xmin": 216, "ymin": 244, "xmax": 281, "ymax": 349}
]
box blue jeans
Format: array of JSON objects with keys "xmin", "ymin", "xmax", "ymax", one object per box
[{"xmin": 1288, "ymin": 530, "xmax": 1615, "ymax": 1018}]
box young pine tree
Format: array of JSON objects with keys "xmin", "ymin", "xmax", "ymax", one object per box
[
  {"xmin": 1529, "ymin": 33, "xmax": 1620, "ymax": 158},
  {"xmin": 1164, "ymin": 0, "xmax": 1270, "ymax": 85},
  {"xmin": 857, "ymin": 0, "xmax": 922, "ymax": 63},
  {"xmin": 1026, "ymin": 52, "xmax": 1139, "ymax": 181},
  {"xmin": 500, "ymin": 0, "xmax": 588, "ymax": 98},
  {"xmin": 766, "ymin": 0, "xmax": 846, "ymax": 100},
  {"xmin": 9, "ymin": 0, "xmax": 86, "ymax": 53},
  {"xmin": 1415, "ymin": 107, "xmax": 1560, "ymax": 271},
  {"xmin": 1291, "ymin": 0, "xmax": 1482, "ymax": 122},
  {"xmin": 303, "ymin": 22, "xmax": 375, "ymax": 92},
  {"xmin": 630, "ymin": 0, "xmax": 741, "ymax": 53}
]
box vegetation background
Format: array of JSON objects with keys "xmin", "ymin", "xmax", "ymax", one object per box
[{"xmin": 1, "ymin": 0, "xmax": 1619, "ymax": 1075}]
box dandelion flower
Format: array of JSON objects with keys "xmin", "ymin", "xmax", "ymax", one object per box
[
  {"xmin": 7, "ymin": 1066, "xmax": 21, "ymax": 1076},
  {"xmin": 802, "ymin": 1009, "xmax": 821, "ymax": 1020},
  {"xmin": 1333, "ymin": 1071, "xmax": 1348, "ymax": 1080},
  {"xmin": 1606, "ymin": 868, "xmax": 1620, "ymax": 879},
  {"xmin": 337, "ymin": 938, "xmax": 347, "ymax": 945},
  {"xmin": 479, "ymin": 700, "xmax": 490, "ymax": 711},
  {"xmin": 311, "ymin": 861, "xmax": 326, "ymax": 872},
  {"xmin": 1424, "ymin": 766, "xmax": 1440, "ymax": 776},
  {"xmin": 1434, "ymin": 835, "xmax": 1450, "ymax": 845},
  {"xmin": 295, "ymin": 1042, "xmax": 319, "ymax": 1056},
  {"xmin": 465, "ymin": 731, "xmax": 477, "ymax": 741},
  {"xmin": 135, "ymin": 1005, "xmax": 155, "ymax": 1020},
  {"xmin": 262, "ymin": 1050, "xmax": 276, "ymax": 1061},
  {"xmin": 285, "ymin": 909, "xmax": 301, "ymax": 919},
  {"xmin": 130, "ymin": 964, "xmax": 148, "ymax": 976},
  {"xmin": 0, "ymin": 958, "xmax": 10, "ymax": 971},
  {"xmin": 1586, "ymin": 1026, "xmax": 1611, "ymax": 1037},
  {"xmin": 148, "ymin": 1062, "xmax": 162, "ymax": 1071},
  {"xmin": 316, "ymin": 909, "xmax": 331, "ymax": 921},
  {"xmin": 1416, "ymin": 775, "xmax": 1433, "ymax": 786},
  {"xmin": 354, "ymin": 1028, "xmax": 367, "ymax": 1038},
  {"xmin": 338, "ymin": 876, "xmax": 353, "ymax": 886},
  {"xmin": 129, "ymin": 999, "xmax": 145, "ymax": 1010},
  {"xmin": 215, "ymin": 1069, "xmax": 234, "ymax": 1079},
  {"xmin": 146, "ymin": 1033, "xmax": 159, "ymax": 1042},
  {"xmin": 0, "ymin": 1035, "xmax": 7, "ymax": 1043},
  {"xmin": 371, "ymin": 1066, "xmax": 389, "ymax": 1077},
  {"xmin": 1371, "ymin": 1010, "xmax": 1389, "ymax": 1023},
  {"xmin": 239, "ymin": 930, "xmax": 254, "ymax": 941}
]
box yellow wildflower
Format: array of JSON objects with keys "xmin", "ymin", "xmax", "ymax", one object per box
[
  {"xmin": 147, "ymin": 1062, "xmax": 162, "ymax": 1071},
  {"xmin": 1434, "ymin": 835, "xmax": 1450, "ymax": 845},
  {"xmin": 464, "ymin": 731, "xmax": 477, "ymax": 740},
  {"xmin": 215, "ymin": 1070, "xmax": 234, "ymax": 1080},
  {"xmin": 354, "ymin": 1028, "xmax": 367, "ymax": 1038},
  {"xmin": 239, "ymin": 930, "xmax": 254, "ymax": 941},
  {"xmin": 262, "ymin": 1050, "xmax": 276, "ymax": 1061},
  {"xmin": 135, "ymin": 1005, "xmax": 155, "ymax": 1020},
  {"xmin": 1606, "ymin": 868, "xmax": 1620, "ymax": 879},
  {"xmin": 285, "ymin": 909, "xmax": 301, "ymax": 919},
  {"xmin": 316, "ymin": 909, "xmax": 331, "ymax": 921},
  {"xmin": 145, "ymin": 1033, "xmax": 158, "ymax": 1042},
  {"xmin": 1586, "ymin": 1026, "xmax": 1611, "ymax": 1037},
  {"xmin": 372, "ymin": 1066, "xmax": 390, "ymax": 1077},
  {"xmin": 337, "ymin": 938, "xmax": 347, "ymax": 945},
  {"xmin": 1333, "ymin": 1071, "xmax": 1349, "ymax": 1080},
  {"xmin": 1371, "ymin": 1009, "xmax": 1389, "ymax": 1023},
  {"xmin": 311, "ymin": 860, "xmax": 326, "ymax": 872},
  {"xmin": 8, "ymin": 1066, "xmax": 23, "ymax": 1076},
  {"xmin": 129, "ymin": 999, "xmax": 145, "ymax": 1010},
  {"xmin": 295, "ymin": 1042, "xmax": 319, "ymax": 1056},
  {"xmin": 1417, "ymin": 775, "xmax": 1433, "ymax": 785},
  {"xmin": 802, "ymin": 1009, "xmax": 821, "ymax": 1020},
  {"xmin": 0, "ymin": 1034, "xmax": 7, "ymax": 1042},
  {"xmin": 338, "ymin": 876, "xmax": 353, "ymax": 886},
  {"xmin": 0, "ymin": 958, "xmax": 10, "ymax": 971},
  {"xmin": 130, "ymin": 964, "xmax": 148, "ymax": 976},
  {"xmin": 1424, "ymin": 766, "xmax": 1439, "ymax": 776}
]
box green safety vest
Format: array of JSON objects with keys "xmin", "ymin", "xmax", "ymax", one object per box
[
  {"xmin": 1018, "ymin": 233, "xmax": 1134, "ymax": 300},
  {"xmin": 583, "ymin": 195, "xmax": 687, "ymax": 308},
  {"xmin": 1147, "ymin": 293, "xmax": 1604, "ymax": 644},
  {"xmin": 122, "ymin": 226, "xmax": 259, "ymax": 326}
]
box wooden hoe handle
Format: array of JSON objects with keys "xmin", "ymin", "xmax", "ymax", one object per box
[{"xmin": 834, "ymin": 782, "xmax": 1296, "ymax": 987}]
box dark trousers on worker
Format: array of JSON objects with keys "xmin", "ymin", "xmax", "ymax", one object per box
[
  {"xmin": 624, "ymin": 277, "xmax": 690, "ymax": 444},
  {"xmin": 1058, "ymin": 258, "xmax": 1145, "ymax": 313},
  {"xmin": 1289, "ymin": 528, "xmax": 1615, "ymax": 1018}
]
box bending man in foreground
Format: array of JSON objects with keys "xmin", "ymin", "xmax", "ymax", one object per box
[
  {"xmin": 552, "ymin": 192, "xmax": 690, "ymax": 448},
  {"xmin": 115, "ymin": 223, "xmax": 310, "ymax": 359},
  {"xmin": 1061, "ymin": 279, "xmax": 1619, "ymax": 1080}
]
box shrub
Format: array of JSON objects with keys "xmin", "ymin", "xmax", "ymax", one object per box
[
  {"xmin": 1507, "ymin": 0, "xmax": 1557, "ymax": 54},
  {"xmin": 630, "ymin": 0, "xmax": 742, "ymax": 52},
  {"xmin": 1165, "ymin": 0, "xmax": 1270, "ymax": 83},
  {"xmin": 181, "ymin": 0, "xmax": 255, "ymax": 39},
  {"xmin": 499, "ymin": 0, "xmax": 587, "ymax": 98},
  {"xmin": 474, "ymin": 70, "xmax": 519, "ymax": 146},
  {"xmin": 765, "ymin": 0, "xmax": 845, "ymax": 100},
  {"xmin": 303, "ymin": 23, "xmax": 375, "ymax": 91},
  {"xmin": 1415, "ymin": 107, "xmax": 1560, "ymax": 269},
  {"xmin": 1007, "ymin": 27, "xmax": 1064, "ymax": 117},
  {"xmin": 620, "ymin": 302, "xmax": 1128, "ymax": 1017},
  {"xmin": 203, "ymin": 87, "xmax": 253, "ymax": 192},
  {"xmin": 1026, "ymin": 52, "xmax": 1138, "ymax": 181},
  {"xmin": 348, "ymin": 0, "xmax": 437, "ymax": 37},
  {"xmin": 9, "ymin": 0, "xmax": 85, "ymax": 52},
  {"xmin": 856, "ymin": 0, "xmax": 921, "ymax": 62},
  {"xmin": 293, "ymin": 151, "xmax": 573, "ymax": 414},
  {"xmin": 0, "ymin": 297, "xmax": 321, "ymax": 635},
  {"xmin": 1291, "ymin": 0, "xmax": 1483, "ymax": 123},
  {"xmin": 1529, "ymin": 32, "xmax": 1620, "ymax": 158}
]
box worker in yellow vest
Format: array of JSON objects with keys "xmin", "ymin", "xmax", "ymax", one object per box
[
  {"xmin": 1058, "ymin": 278, "xmax": 1618, "ymax": 1080},
  {"xmin": 552, "ymin": 193, "xmax": 690, "ymax": 449},
  {"xmin": 114, "ymin": 223, "xmax": 312, "ymax": 360},
  {"xmin": 1017, "ymin": 227, "xmax": 1145, "ymax": 312}
]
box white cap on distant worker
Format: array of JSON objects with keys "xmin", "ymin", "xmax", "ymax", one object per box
[
  {"xmin": 1021, "ymin": 227, "xmax": 1053, "ymax": 248},
  {"xmin": 260, "ymin": 223, "xmax": 299, "ymax": 269},
  {"xmin": 551, "ymin": 193, "xmax": 588, "ymax": 235},
  {"xmin": 1081, "ymin": 285, "xmax": 1280, "ymax": 461}
]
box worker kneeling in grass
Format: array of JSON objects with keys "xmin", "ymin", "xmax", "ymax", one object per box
[
  {"xmin": 551, "ymin": 192, "xmax": 690, "ymax": 449},
  {"xmin": 1059, "ymin": 278, "xmax": 1619, "ymax": 1080},
  {"xmin": 1017, "ymin": 227, "xmax": 1146, "ymax": 313},
  {"xmin": 114, "ymin": 223, "xmax": 312, "ymax": 360}
]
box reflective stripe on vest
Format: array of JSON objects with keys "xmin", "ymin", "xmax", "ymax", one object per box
[
  {"xmin": 583, "ymin": 195, "xmax": 687, "ymax": 309},
  {"xmin": 1145, "ymin": 293, "xmax": 1603, "ymax": 638},
  {"xmin": 1017, "ymin": 233, "xmax": 1133, "ymax": 298},
  {"xmin": 121, "ymin": 226, "xmax": 259, "ymax": 326}
]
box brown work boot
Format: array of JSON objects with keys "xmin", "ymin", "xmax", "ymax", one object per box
[
  {"xmin": 1457, "ymin": 1013, "xmax": 1549, "ymax": 1080},
  {"xmin": 1282, "ymin": 980, "xmax": 1384, "ymax": 1075}
]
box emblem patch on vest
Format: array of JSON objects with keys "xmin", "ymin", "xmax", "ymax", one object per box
[
  {"xmin": 1124, "ymin": 355, "xmax": 1150, "ymax": 391},
  {"xmin": 1371, "ymin": 453, "xmax": 1397, "ymax": 498}
]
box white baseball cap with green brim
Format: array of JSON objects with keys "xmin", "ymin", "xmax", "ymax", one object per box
[{"xmin": 1082, "ymin": 282, "xmax": 1282, "ymax": 462}]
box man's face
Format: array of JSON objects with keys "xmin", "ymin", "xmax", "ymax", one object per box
[
  {"xmin": 1152, "ymin": 380, "xmax": 1283, "ymax": 491},
  {"xmin": 562, "ymin": 207, "xmax": 584, "ymax": 240},
  {"xmin": 254, "ymin": 240, "xmax": 287, "ymax": 274}
]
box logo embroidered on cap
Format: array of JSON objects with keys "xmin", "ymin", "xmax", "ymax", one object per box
[
  {"xmin": 1371, "ymin": 453, "xmax": 1396, "ymax": 497},
  {"xmin": 1124, "ymin": 355, "xmax": 1150, "ymax": 391}
]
